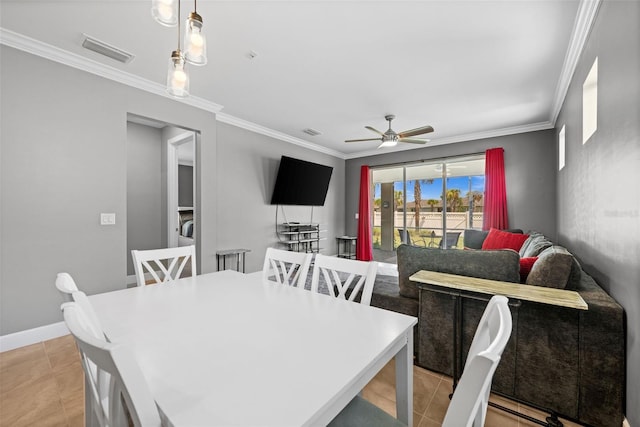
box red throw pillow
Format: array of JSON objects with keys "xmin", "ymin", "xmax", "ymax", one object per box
[
  {"xmin": 519, "ymin": 257, "xmax": 538, "ymax": 282},
  {"xmin": 481, "ymin": 228, "xmax": 530, "ymax": 252}
]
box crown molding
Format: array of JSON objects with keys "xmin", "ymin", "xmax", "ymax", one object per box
[
  {"xmin": 2, "ymin": 2, "xmax": 596, "ymax": 162},
  {"xmin": 344, "ymin": 121, "xmax": 554, "ymax": 160},
  {"xmin": 217, "ymin": 113, "xmax": 346, "ymax": 159},
  {"xmin": 0, "ymin": 28, "xmax": 223, "ymax": 113},
  {"xmin": 549, "ymin": 0, "xmax": 602, "ymax": 125}
]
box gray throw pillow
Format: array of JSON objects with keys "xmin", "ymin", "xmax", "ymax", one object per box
[{"xmin": 526, "ymin": 246, "xmax": 575, "ymax": 289}]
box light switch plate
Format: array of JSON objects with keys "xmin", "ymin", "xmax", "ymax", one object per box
[
  {"xmin": 355, "ymin": 213, "xmax": 359, "ymax": 220},
  {"xmin": 100, "ymin": 213, "xmax": 116, "ymax": 225}
]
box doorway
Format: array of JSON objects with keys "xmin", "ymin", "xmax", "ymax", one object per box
[{"xmin": 126, "ymin": 115, "xmax": 198, "ymax": 282}]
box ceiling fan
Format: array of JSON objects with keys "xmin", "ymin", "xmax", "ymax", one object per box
[{"xmin": 345, "ymin": 115, "xmax": 434, "ymax": 148}]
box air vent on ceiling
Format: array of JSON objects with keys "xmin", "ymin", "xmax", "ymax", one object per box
[
  {"xmin": 81, "ymin": 34, "xmax": 135, "ymax": 64},
  {"xmin": 302, "ymin": 128, "xmax": 322, "ymax": 136}
]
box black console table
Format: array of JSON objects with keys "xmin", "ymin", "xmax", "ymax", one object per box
[
  {"xmin": 410, "ymin": 270, "xmax": 588, "ymax": 427},
  {"xmin": 336, "ymin": 236, "xmax": 357, "ymax": 259},
  {"xmin": 216, "ymin": 248, "xmax": 251, "ymax": 273}
]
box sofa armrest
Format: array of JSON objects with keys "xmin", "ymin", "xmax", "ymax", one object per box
[{"xmin": 575, "ymin": 273, "xmax": 625, "ymax": 427}]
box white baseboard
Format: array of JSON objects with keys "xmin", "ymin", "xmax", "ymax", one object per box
[
  {"xmin": 623, "ymin": 417, "xmax": 631, "ymax": 427},
  {"xmin": 0, "ymin": 321, "xmax": 69, "ymax": 352}
]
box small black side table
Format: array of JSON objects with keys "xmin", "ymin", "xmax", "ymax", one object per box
[
  {"xmin": 216, "ymin": 248, "xmax": 251, "ymax": 272},
  {"xmin": 336, "ymin": 236, "xmax": 357, "ymax": 259}
]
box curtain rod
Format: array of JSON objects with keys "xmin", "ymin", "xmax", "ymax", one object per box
[{"xmin": 369, "ymin": 151, "xmax": 486, "ymax": 170}]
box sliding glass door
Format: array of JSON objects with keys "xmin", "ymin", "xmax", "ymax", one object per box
[{"xmin": 371, "ymin": 155, "xmax": 485, "ymax": 261}]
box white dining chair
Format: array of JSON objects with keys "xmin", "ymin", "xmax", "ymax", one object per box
[
  {"xmin": 262, "ymin": 247, "xmax": 313, "ymax": 288},
  {"xmin": 131, "ymin": 245, "xmax": 196, "ymax": 286},
  {"xmin": 311, "ymin": 254, "xmax": 378, "ymax": 306},
  {"xmin": 330, "ymin": 295, "xmax": 512, "ymax": 427},
  {"xmin": 442, "ymin": 295, "xmax": 513, "ymax": 427},
  {"xmin": 55, "ymin": 272, "xmax": 79, "ymax": 302},
  {"xmin": 62, "ymin": 301, "xmax": 163, "ymax": 427}
]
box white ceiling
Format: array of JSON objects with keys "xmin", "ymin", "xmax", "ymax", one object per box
[{"xmin": 0, "ymin": 0, "xmax": 586, "ymax": 158}]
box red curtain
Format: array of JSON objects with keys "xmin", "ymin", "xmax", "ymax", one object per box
[
  {"xmin": 356, "ymin": 165, "xmax": 373, "ymax": 261},
  {"xmin": 483, "ymin": 148, "xmax": 509, "ymax": 230}
]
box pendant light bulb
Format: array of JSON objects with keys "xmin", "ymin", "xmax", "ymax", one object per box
[
  {"xmin": 184, "ymin": 12, "xmax": 207, "ymax": 65},
  {"xmin": 152, "ymin": 0, "xmax": 178, "ymax": 27},
  {"xmin": 167, "ymin": 50, "xmax": 190, "ymax": 98}
]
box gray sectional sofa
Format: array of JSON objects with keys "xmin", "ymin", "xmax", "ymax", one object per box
[{"xmin": 370, "ymin": 232, "xmax": 625, "ymax": 427}]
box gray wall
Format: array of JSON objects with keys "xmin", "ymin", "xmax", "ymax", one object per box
[
  {"xmin": 216, "ymin": 122, "xmax": 346, "ymax": 273},
  {"xmin": 0, "ymin": 46, "xmax": 218, "ymax": 335},
  {"xmin": 345, "ymin": 130, "xmax": 557, "ymax": 238},
  {"xmin": 126, "ymin": 122, "xmax": 163, "ymax": 276},
  {"xmin": 178, "ymin": 165, "xmax": 194, "ymax": 207},
  {"xmin": 555, "ymin": 1, "xmax": 640, "ymax": 423}
]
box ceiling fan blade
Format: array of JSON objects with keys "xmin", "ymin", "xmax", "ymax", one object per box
[
  {"xmin": 398, "ymin": 125, "xmax": 434, "ymax": 138},
  {"xmin": 345, "ymin": 138, "xmax": 382, "ymax": 143},
  {"xmin": 399, "ymin": 137, "xmax": 430, "ymax": 144},
  {"xmin": 365, "ymin": 126, "xmax": 384, "ymax": 136}
]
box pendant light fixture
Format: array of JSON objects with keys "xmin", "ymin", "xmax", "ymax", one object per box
[
  {"xmin": 184, "ymin": 0, "xmax": 207, "ymax": 65},
  {"xmin": 166, "ymin": 1, "xmax": 190, "ymax": 97},
  {"xmin": 152, "ymin": 0, "xmax": 178, "ymax": 27}
]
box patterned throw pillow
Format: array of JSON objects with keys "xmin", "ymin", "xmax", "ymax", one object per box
[
  {"xmin": 481, "ymin": 228, "xmax": 530, "ymax": 252},
  {"xmin": 520, "ymin": 232, "xmax": 553, "ymax": 258}
]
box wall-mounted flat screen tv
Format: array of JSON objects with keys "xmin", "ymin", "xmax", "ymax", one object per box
[{"xmin": 270, "ymin": 156, "xmax": 333, "ymax": 206}]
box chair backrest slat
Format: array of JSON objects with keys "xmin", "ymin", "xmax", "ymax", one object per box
[
  {"xmin": 262, "ymin": 248, "xmax": 313, "ymax": 288},
  {"xmin": 311, "ymin": 254, "xmax": 378, "ymax": 306},
  {"xmin": 132, "ymin": 245, "xmax": 196, "ymax": 286}
]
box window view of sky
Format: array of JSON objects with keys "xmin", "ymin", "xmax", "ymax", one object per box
[{"xmin": 374, "ymin": 176, "xmax": 485, "ymax": 201}]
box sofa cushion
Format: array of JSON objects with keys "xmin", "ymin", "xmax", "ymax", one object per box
[
  {"xmin": 520, "ymin": 233, "xmax": 553, "ymax": 258},
  {"xmin": 526, "ymin": 246, "xmax": 575, "ymax": 289},
  {"xmin": 397, "ymin": 244, "xmax": 521, "ymax": 299},
  {"xmin": 519, "ymin": 257, "xmax": 538, "ymax": 282},
  {"xmin": 482, "ymin": 228, "xmax": 530, "ymax": 252},
  {"xmin": 463, "ymin": 229, "xmax": 489, "ymax": 249}
]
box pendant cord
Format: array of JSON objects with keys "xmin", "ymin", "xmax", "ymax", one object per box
[{"xmin": 177, "ymin": 0, "xmax": 181, "ymax": 51}]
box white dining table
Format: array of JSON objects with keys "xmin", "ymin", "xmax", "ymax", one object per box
[{"xmin": 89, "ymin": 270, "xmax": 417, "ymax": 426}]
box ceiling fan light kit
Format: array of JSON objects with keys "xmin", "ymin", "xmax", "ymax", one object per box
[
  {"xmin": 153, "ymin": 0, "xmax": 208, "ymax": 97},
  {"xmin": 345, "ymin": 114, "xmax": 434, "ymax": 149}
]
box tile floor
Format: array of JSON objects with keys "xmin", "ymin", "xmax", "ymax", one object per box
[{"xmin": 0, "ymin": 335, "xmax": 582, "ymax": 427}]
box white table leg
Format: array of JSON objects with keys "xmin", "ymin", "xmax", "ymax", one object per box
[{"xmin": 395, "ymin": 331, "xmax": 413, "ymax": 426}]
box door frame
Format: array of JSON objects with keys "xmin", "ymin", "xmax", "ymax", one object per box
[{"xmin": 167, "ymin": 131, "xmax": 196, "ymax": 248}]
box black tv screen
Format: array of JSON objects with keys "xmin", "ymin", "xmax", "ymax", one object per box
[{"xmin": 270, "ymin": 156, "xmax": 333, "ymax": 206}]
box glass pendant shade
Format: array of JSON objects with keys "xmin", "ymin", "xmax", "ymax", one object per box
[
  {"xmin": 184, "ymin": 12, "xmax": 207, "ymax": 65},
  {"xmin": 152, "ymin": 0, "xmax": 178, "ymax": 27},
  {"xmin": 166, "ymin": 51, "xmax": 190, "ymax": 97}
]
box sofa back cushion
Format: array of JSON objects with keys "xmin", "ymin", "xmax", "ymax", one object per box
[
  {"xmin": 481, "ymin": 228, "xmax": 530, "ymax": 252},
  {"xmin": 397, "ymin": 245, "xmax": 521, "ymax": 299},
  {"xmin": 463, "ymin": 229, "xmax": 489, "ymax": 249}
]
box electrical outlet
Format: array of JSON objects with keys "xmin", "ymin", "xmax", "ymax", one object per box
[
  {"xmin": 355, "ymin": 213, "xmax": 359, "ymax": 220},
  {"xmin": 100, "ymin": 213, "xmax": 116, "ymax": 225}
]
